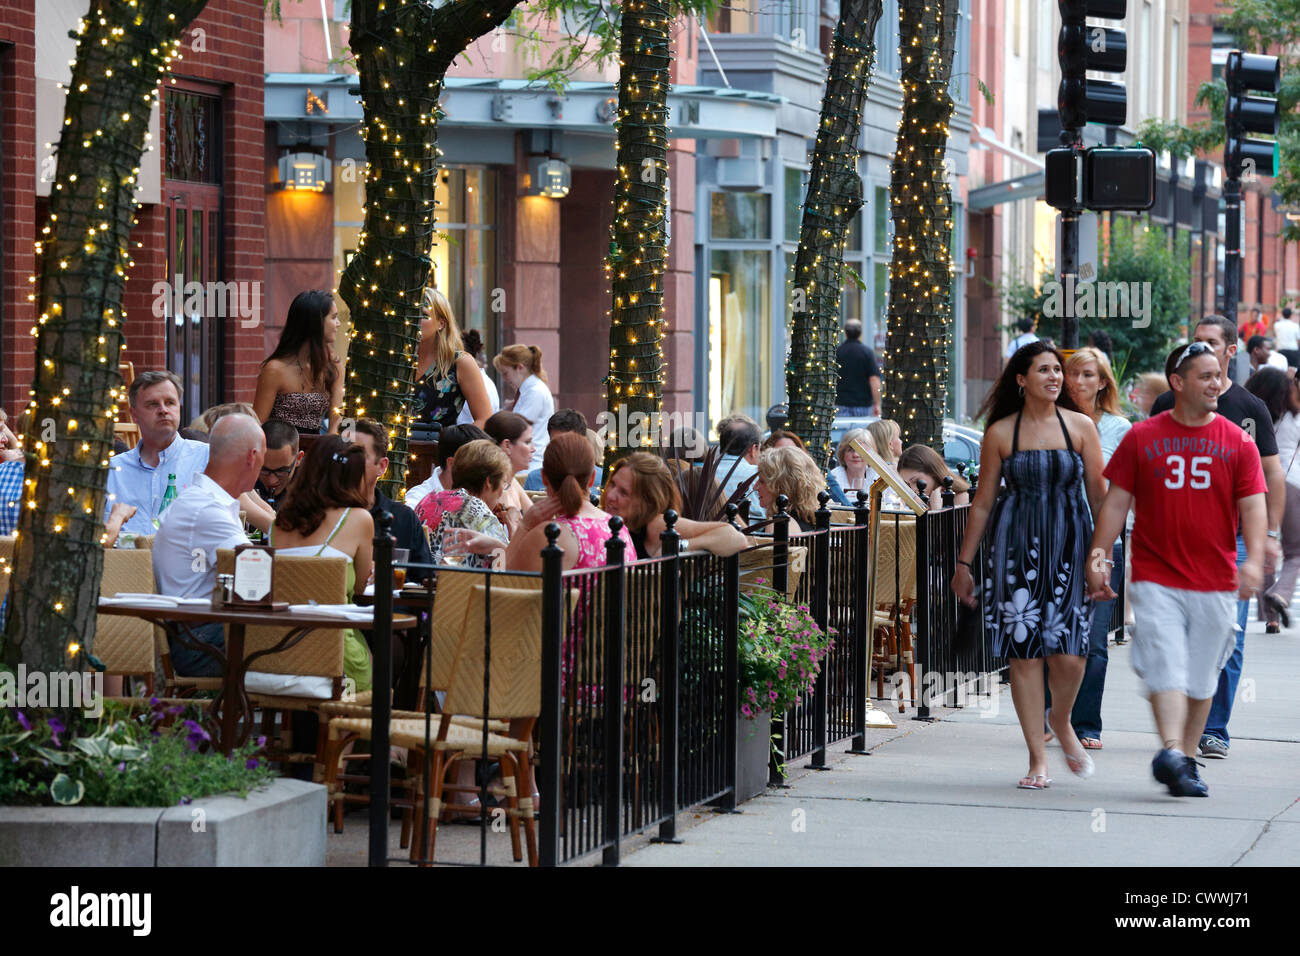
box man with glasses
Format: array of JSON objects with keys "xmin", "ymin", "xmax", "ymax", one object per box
[
  {"xmin": 1089, "ymin": 341, "xmax": 1266, "ymax": 796},
  {"xmin": 1150, "ymin": 316, "xmax": 1285, "ymax": 760},
  {"xmin": 254, "ymin": 419, "xmax": 303, "ymax": 511}
]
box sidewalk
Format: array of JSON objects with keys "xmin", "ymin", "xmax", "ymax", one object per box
[{"xmin": 623, "ymin": 619, "xmax": 1300, "ymax": 867}]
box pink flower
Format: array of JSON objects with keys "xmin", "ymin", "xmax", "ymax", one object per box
[
  {"xmin": 769, "ymin": 690, "xmax": 778, "ymax": 701},
  {"xmin": 741, "ymin": 704, "xmax": 753, "ymax": 718}
]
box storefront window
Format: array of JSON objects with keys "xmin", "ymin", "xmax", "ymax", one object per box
[
  {"xmin": 712, "ymin": 192, "xmax": 771, "ymax": 240},
  {"xmin": 874, "ymin": 185, "xmax": 891, "ymax": 255},
  {"xmin": 785, "ymin": 168, "xmax": 804, "ymax": 242},
  {"xmin": 709, "ymin": 250, "xmax": 771, "ymax": 429}
]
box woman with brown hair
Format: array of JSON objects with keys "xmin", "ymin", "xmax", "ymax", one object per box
[
  {"xmin": 482, "ymin": 410, "xmax": 535, "ymax": 530},
  {"xmin": 271, "ymin": 434, "xmax": 375, "ymax": 693},
  {"xmin": 254, "ymin": 290, "xmax": 346, "ymax": 434},
  {"xmin": 754, "ymin": 446, "xmax": 827, "ymax": 532},
  {"xmin": 493, "ymin": 343, "xmax": 554, "ymax": 470},
  {"xmin": 601, "ymin": 452, "xmax": 749, "ymax": 559},
  {"xmin": 897, "ymin": 444, "xmax": 971, "ymax": 509},
  {"xmin": 506, "ymin": 433, "xmax": 633, "ymax": 572},
  {"xmin": 762, "ymin": 429, "xmax": 806, "ymax": 451},
  {"xmin": 951, "ymin": 341, "xmax": 1104, "ymax": 789},
  {"xmin": 415, "ymin": 439, "xmax": 512, "ymax": 569},
  {"xmin": 414, "ymin": 286, "xmax": 492, "ymax": 429}
]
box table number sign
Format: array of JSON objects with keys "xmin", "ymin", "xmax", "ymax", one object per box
[{"xmin": 230, "ymin": 545, "xmax": 285, "ymax": 609}]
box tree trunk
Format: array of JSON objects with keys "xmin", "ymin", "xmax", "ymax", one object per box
[
  {"xmin": 786, "ymin": 0, "xmax": 886, "ymax": 471},
  {"xmin": 2, "ymin": 0, "xmax": 209, "ymax": 674},
  {"xmin": 340, "ymin": 0, "xmax": 521, "ymax": 498},
  {"xmin": 604, "ymin": 0, "xmax": 673, "ymax": 466},
  {"xmin": 883, "ymin": 0, "xmax": 958, "ymax": 451}
]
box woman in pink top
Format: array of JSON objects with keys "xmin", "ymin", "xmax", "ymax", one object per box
[{"xmin": 505, "ymin": 432, "xmax": 634, "ymax": 571}]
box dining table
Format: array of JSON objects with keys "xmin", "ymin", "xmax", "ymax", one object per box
[{"xmin": 96, "ymin": 597, "xmax": 418, "ymax": 756}]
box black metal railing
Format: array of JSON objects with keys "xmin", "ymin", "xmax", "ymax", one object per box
[{"xmin": 364, "ymin": 482, "xmax": 994, "ymax": 866}]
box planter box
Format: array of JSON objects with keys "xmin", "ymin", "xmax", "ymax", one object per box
[
  {"xmin": 0, "ymin": 778, "xmax": 325, "ymax": 867},
  {"xmin": 736, "ymin": 710, "xmax": 772, "ymax": 803}
]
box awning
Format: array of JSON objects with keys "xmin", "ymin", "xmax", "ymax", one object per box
[
  {"xmin": 967, "ymin": 171, "xmax": 1045, "ymax": 211},
  {"xmin": 265, "ymin": 74, "xmax": 782, "ymax": 140}
]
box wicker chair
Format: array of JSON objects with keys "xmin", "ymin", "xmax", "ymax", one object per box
[
  {"xmin": 325, "ymin": 575, "xmax": 546, "ymax": 865},
  {"xmin": 96, "ymin": 548, "xmax": 159, "ymax": 695},
  {"xmin": 738, "ymin": 543, "xmax": 808, "ymax": 600},
  {"xmin": 318, "ymin": 568, "xmax": 517, "ymax": 838},
  {"xmin": 870, "ymin": 513, "xmax": 918, "ymax": 711},
  {"xmin": 215, "ymin": 550, "xmax": 351, "ymax": 771}
]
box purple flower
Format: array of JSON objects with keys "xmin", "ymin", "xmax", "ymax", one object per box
[
  {"xmin": 15, "ymin": 711, "xmax": 30, "ymax": 732},
  {"xmin": 166, "ymin": 705, "xmax": 185, "ymax": 716},
  {"xmin": 47, "ymin": 717, "xmax": 65, "ymax": 747},
  {"xmin": 149, "ymin": 696, "xmax": 160, "ymax": 709},
  {"xmin": 255, "ymin": 735, "xmax": 267, "ymax": 749},
  {"xmin": 245, "ymin": 758, "xmax": 259, "ymax": 770},
  {"xmin": 183, "ymin": 719, "xmax": 210, "ymax": 752},
  {"xmin": 116, "ymin": 761, "xmax": 126, "ymax": 772},
  {"xmin": 178, "ymin": 796, "xmax": 192, "ymax": 805}
]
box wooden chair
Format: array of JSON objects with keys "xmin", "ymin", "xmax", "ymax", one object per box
[
  {"xmin": 132, "ymin": 535, "xmax": 155, "ymax": 551},
  {"xmin": 324, "ymin": 573, "xmax": 547, "ymax": 865},
  {"xmin": 216, "ymin": 550, "xmax": 351, "ymax": 772},
  {"xmin": 870, "ymin": 513, "xmax": 918, "ymax": 711},
  {"xmin": 96, "ymin": 548, "xmax": 159, "ymax": 696}
]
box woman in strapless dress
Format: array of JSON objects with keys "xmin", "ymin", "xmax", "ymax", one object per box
[{"xmin": 254, "ymin": 290, "xmax": 346, "ymax": 434}]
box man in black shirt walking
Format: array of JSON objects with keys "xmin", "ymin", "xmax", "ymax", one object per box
[
  {"xmin": 836, "ymin": 319, "xmax": 882, "ymax": 416},
  {"xmin": 1149, "ymin": 314, "xmax": 1285, "ymax": 760}
]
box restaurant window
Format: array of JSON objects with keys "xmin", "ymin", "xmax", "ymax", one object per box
[
  {"xmin": 784, "ymin": 167, "xmax": 804, "ymax": 242},
  {"xmin": 708, "ymin": 250, "xmax": 771, "ymax": 430},
  {"xmin": 163, "ymin": 87, "xmax": 223, "ymax": 422}
]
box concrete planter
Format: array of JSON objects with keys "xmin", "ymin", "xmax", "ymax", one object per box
[
  {"xmin": 736, "ymin": 711, "xmax": 773, "ymax": 803},
  {"xmin": 0, "ymin": 778, "xmax": 325, "ymax": 867}
]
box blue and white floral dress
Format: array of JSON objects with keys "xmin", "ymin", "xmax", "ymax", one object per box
[{"xmin": 982, "ymin": 408, "xmax": 1093, "ymax": 658}]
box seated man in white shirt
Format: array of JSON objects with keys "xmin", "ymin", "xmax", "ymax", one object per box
[
  {"xmin": 152, "ymin": 414, "xmax": 265, "ymax": 677},
  {"xmin": 716, "ymin": 414, "xmax": 765, "ymax": 521},
  {"xmin": 106, "ymin": 370, "xmax": 211, "ymax": 536}
]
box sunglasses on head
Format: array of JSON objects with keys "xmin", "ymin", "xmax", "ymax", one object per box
[{"xmin": 1175, "ymin": 341, "xmax": 1215, "ymax": 369}]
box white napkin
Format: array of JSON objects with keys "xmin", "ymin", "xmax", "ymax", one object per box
[
  {"xmin": 103, "ymin": 593, "xmax": 211, "ymax": 607},
  {"xmin": 287, "ymin": 603, "xmax": 376, "ymax": 622},
  {"xmin": 360, "ymin": 584, "xmax": 403, "ymax": 597}
]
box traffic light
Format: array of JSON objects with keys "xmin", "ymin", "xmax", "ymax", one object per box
[
  {"xmin": 1225, "ymin": 51, "xmax": 1280, "ymax": 181},
  {"xmin": 1058, "ymin": 0, "xmax": 1128, "ymax": 130}
]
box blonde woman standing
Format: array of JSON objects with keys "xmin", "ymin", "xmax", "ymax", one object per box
[
  {"xmin": 494, "ymin": 343, "xmax": 554, "ymax": 471},
  {"xmin": 414, "ymin": 287, "xmax": 492, "ymax": 429}
]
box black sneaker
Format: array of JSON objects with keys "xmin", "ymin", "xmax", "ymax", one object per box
[
  {"xmin": 1175, "ymin": 757, "xmax": 1209, "ymax": 797},
  {"xmin": 1151, "ymin": 748, "xmax": 1183, "ymax": 789}
]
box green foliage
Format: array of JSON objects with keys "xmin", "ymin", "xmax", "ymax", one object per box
[
  {"xmin": 0, "ymin": 700, "xmax": 274, "ymax": 808},
  {"xmin": 737, "ymin": 586, "xmax": 834, "ymax": 719},
  {"xmin": 502, "ymin": 0, "xmax": 721, "ymax": 91},
  {"xmin": 997, "ymin": 223, "xmax": 1191, "ymax": 377}
]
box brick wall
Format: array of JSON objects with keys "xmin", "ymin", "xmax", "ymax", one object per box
[{"xmin": 0, "ymin": 2, "xmax": 35, "ymax": 415}]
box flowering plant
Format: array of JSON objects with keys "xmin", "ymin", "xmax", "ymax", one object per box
[
  {"xmin": 738, "ymin": 583, "xmax": 834, "ymax": 720},
  {"xmin": 0, "ymin": 698, "xmax": 273, "ymax": 807}
]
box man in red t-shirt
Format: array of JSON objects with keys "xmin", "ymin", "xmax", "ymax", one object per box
[{"xmin": 1087, "ymin": 341, "xmax": 1266, "ymax": 798}]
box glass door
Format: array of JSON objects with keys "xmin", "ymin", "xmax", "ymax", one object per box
[{"xmin": 164, "ymin": 189, "xmax": 223, "ymax": 424}]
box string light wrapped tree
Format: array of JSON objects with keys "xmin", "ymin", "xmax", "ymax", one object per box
[
  {"xmin": 602, "ymin": 0, "xmax": 676, "ymax": 467},
  {"xmin": 339, "ymin": 0, "xmax": 522, "ymax": 497},
  {"xmin": 883, "ymin": 0, "xmax": 958, "ymax": 450},
  {"xmin": 785, "ymin": 0, "xmax": 886, "ymax": 471},
  {"xmin": 1, "ymin": 0, "xmax": 209, "ymax": 672}
]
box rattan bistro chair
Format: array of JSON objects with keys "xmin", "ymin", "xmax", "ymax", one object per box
[
  {"xmin": 325, "ymin": 578, "xmax": 546, "ymax": 866},
  {"xmin": 216, "ymin": 550, "xmax": 351, "ymax": 771},
  {"xmin": 318, "ymin": 568, "xmax": 516, "ymax": 837},
  {"xmin": 870, "ymin": 514, "xmax": 918, "ymax": 711},
  {"xmin": 96, "ymin": 548, "xmax": 159, "ymax": 695},
  {"xmin": 738, "ymin": 543, "xmax": 808, "ymax": 600}
]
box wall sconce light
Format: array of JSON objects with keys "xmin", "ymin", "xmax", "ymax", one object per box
[
  {"xmin": 276, "ymin": 151, "xmax": 331, "ymax": 192},
  {"xmin": 524, "ymin": 157, "xmax": 571, "ymax": 198}
]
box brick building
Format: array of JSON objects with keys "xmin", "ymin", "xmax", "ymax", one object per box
[{"xmin": 1, "ymin": 0, "xmax": 265, "ymax": 424}]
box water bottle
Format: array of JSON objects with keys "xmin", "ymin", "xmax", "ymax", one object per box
[{"xmin": 153, "ymin": 473, "xmax": 178, "ymax": 528}]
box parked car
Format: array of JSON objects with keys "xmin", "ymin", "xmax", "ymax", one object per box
[
  {"xmin": 827, "ymin": 414, "xmax": 982, "ymax": 477},
  {"xmin": 764, "ymin": 404, "xmax": 983, "ymax": 477}
]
